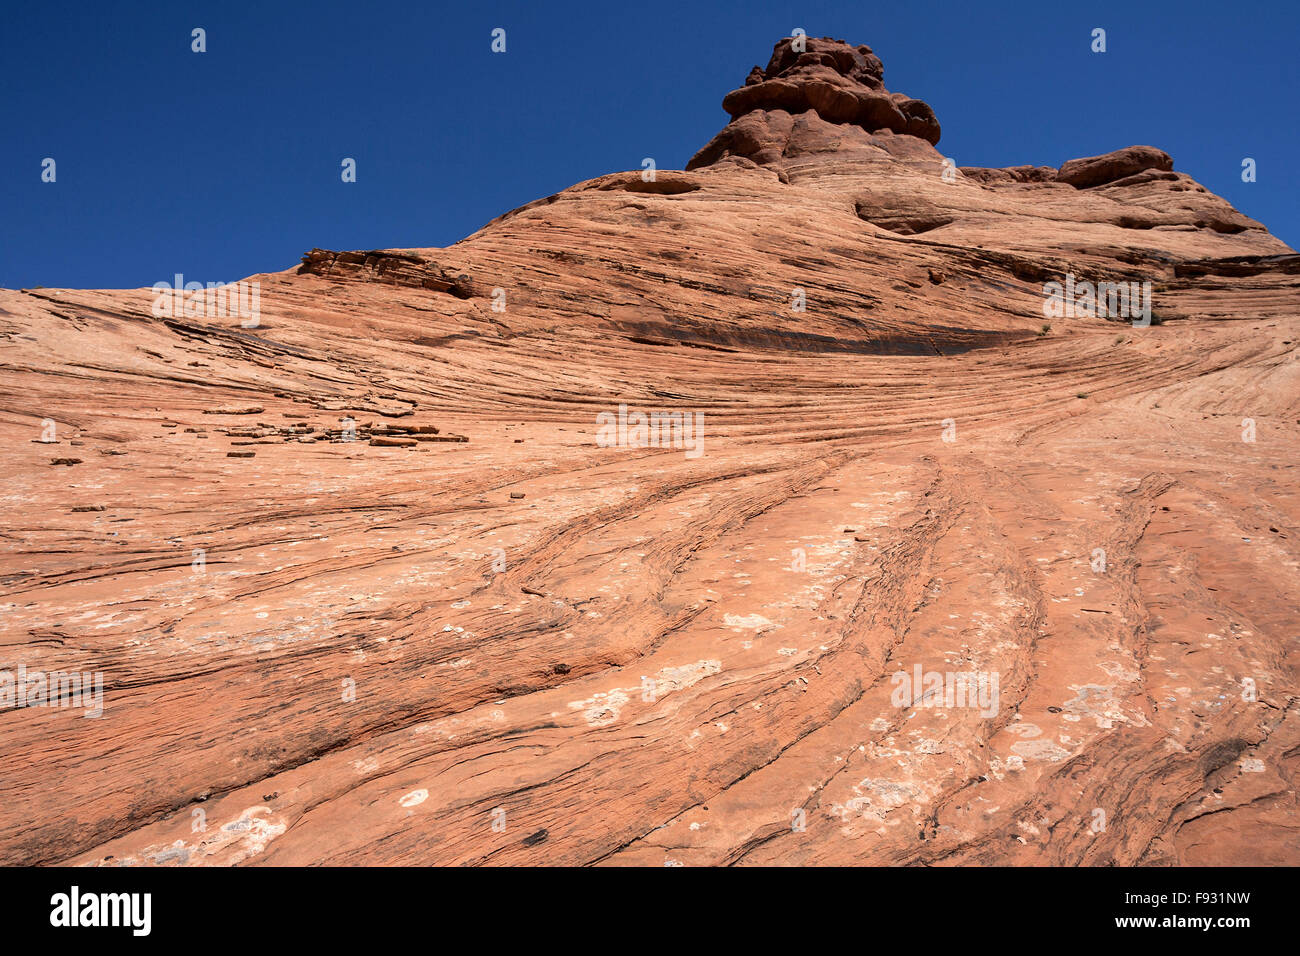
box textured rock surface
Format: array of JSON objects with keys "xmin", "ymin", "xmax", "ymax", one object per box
[
  {"xmin": 1055, "ymin": 146, "xmax": 1175, "ymax": 189},
  {"xmin": 1, "ymin": 37, "xmax": 1297, "ymax": 867},
  {"xmin": 720, "ymin": 37, "xmax": 941, "ymax": 144}
]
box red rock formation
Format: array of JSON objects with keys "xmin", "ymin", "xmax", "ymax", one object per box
[
  {"xmin": 0, "ymin": 37, "xmax": 1296, "ymax": 868},
  {"xmin": 1055, "ymin": 145, "xmax": 1174, "ymax": 188},
  {"xmin": 714, "ymin": 37, "xmax": 939, "ymax": 149}
]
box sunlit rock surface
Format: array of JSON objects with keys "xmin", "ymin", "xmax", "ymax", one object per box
[{"xmin": 1, "ymin": 37, "xmax": 1296, "ymax": 867}]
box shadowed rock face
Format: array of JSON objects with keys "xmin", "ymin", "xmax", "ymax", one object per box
[
  {"xmin": 959, "ymin": 145, "xmax": 1176, "ymax": 190},
  {"xmin": 959, "ymin": 146, "xmax": 1176, "ymax": 190},
  {"xmin": 725, "ymin": 37, "xmax": 941, "ymax": 143},
  {"xmin": 0, "ymin": 37, "xmax": 1297, "ymax": 868},
  {"xmin": 1056, "ymin": 145, "xmax": 1174, "ymax": 188},
  {"xmin": 690, "ymin": 36, "xmax": 941, "ymax": 170}
]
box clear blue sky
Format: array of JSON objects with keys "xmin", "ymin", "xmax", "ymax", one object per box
[{"xmin": 2, "ymin": 0, "xmax": 1296, "ymax": 289}]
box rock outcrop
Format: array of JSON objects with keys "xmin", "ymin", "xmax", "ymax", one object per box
[
  {"xmin": 1055, "ymin": 145, "xmax": 1174, "ymax": 188},
  {"xmin": 961, "ymin": 146, "xmax": 1176, "ymax": 190},
  {"xmin": 0, "ymin": 36, "xmax": 1296, "ymax": 869},
  {"xmin": 685, "ymin": 39, "xmax": 1271, "ymax": 258},
  {"xmin": 690, "ymin": 37, "xmax": 940, "ymax": 170}
]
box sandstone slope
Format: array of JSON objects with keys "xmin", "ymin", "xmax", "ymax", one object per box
[{"xmin": 0, "ymin": 37, "xmax": 1297, "ymax": 867}]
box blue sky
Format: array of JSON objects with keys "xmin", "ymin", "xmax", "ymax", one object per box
[{"xmin": 2, "ymin": 0, "xmax": 1296, "ymax": 289}]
